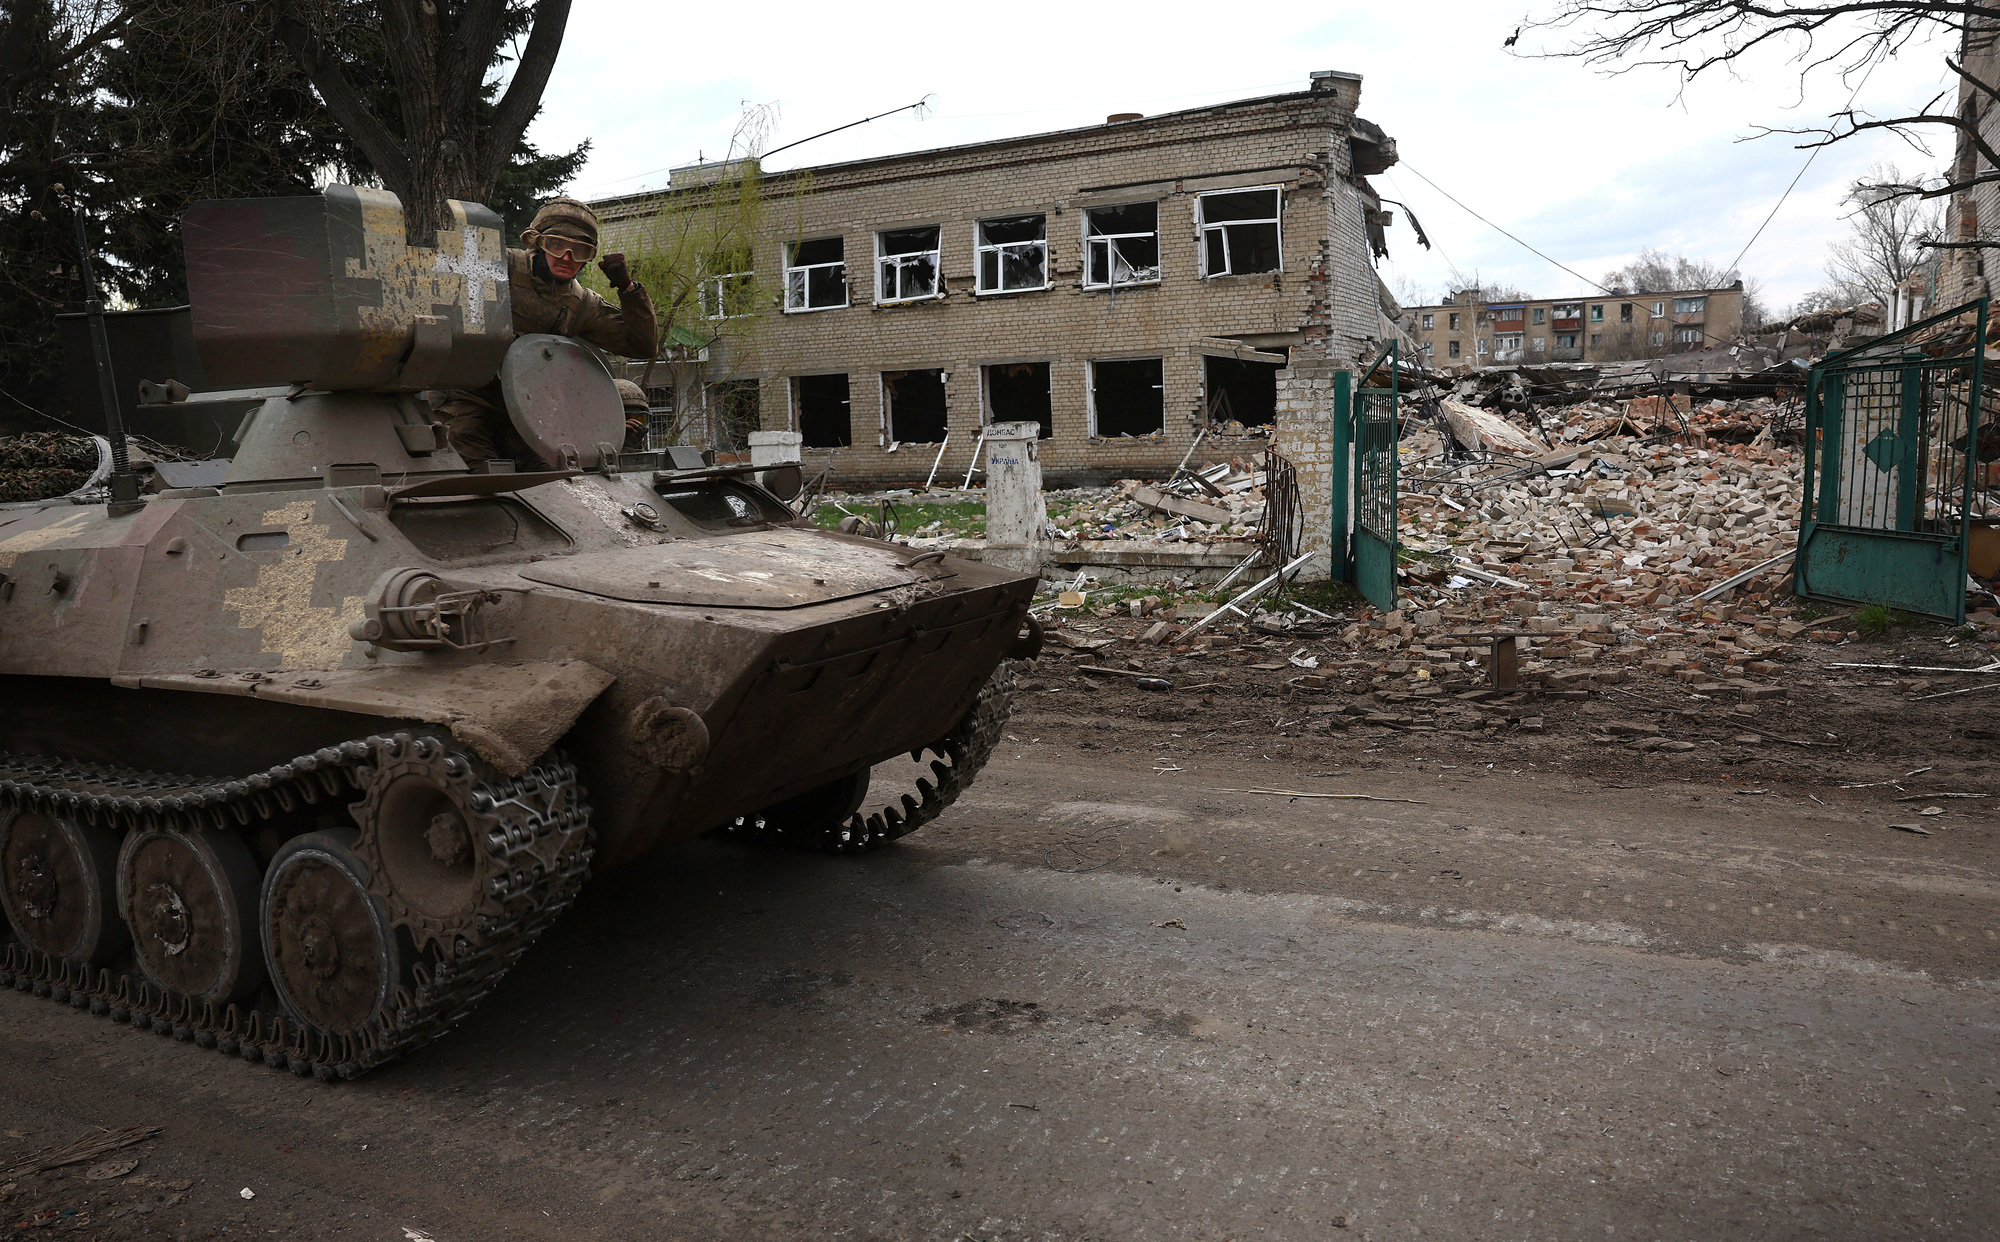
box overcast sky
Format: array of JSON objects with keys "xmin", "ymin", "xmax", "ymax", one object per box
[{"xmin": 535, "ymin": 1, "xmax": 1954, "ymax": 314}]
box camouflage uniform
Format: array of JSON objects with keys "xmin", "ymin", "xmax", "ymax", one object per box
[{"xmin": 441, "ymin": 206, "xmax": 659, "ymax": 469}]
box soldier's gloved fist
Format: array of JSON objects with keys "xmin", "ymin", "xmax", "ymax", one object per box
[{"xmin": 598, "ymin": 252, "xmax": 631, "ymax": 290}]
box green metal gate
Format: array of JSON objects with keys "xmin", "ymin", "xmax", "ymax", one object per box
[
  {"xmin": 1352, "ymin": 344, "xmax": 1400, "ymax": 612},
  {"xmin": 1797, "ymin": 299, "xmax": 1987, "ymax": 623}
]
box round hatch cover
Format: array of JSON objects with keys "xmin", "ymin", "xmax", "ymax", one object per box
[{"xmin": 498, "ymin": 333, "xmax": 623, "ymax": 469}]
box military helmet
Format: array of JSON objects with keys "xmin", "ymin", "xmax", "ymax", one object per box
[
  {"xmin": 613, "ymin": 379, "xmax": 650, "ymax": 410},
  {"xmin": 522, "ymin": 196, "xmax": 600, "ymax": 250}
]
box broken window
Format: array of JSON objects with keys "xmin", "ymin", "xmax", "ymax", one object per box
[
  {"xmin": 1421, "ymin": 341, "xmax": 1434, "ymax": 356},
  {"xmin": 1675, "ymin": 325, "xmax": 1703, "ymax": 344},
  {"xmin": 1198, "ymin": 187, "xmax": 1281, "ymax": 276},
  {"xmin": 882, "ymin": 368, "xmax": 947, "ymax": 443},
  {"xmin": 1552, "ymin": 302, "xmax": 1581, "ymax": 322},
  {"xmin": 984, "ymin": 362, "xmax": 1052, "ymax": 438},
  {"xmin": 1476, "ymin": 338, "xmax": 1490, "ymax": 355},
  {"xmin": 1554, "ymin": 333, "xmax": 1578, "ymax": 349},
  {"xmin": 1589, "ymin": 304, "xmax": 1604, "ymax": 322},
  {"xmin": 1204, "ymin": 354, "xmax": 1283, "ymax": 428},
  {"xmin": 1651, "ymin": 300, "xmax": 1666, "ymax": 317},
  {"xmin": 698, "ymin": 245, "xmax": 755, "ymax": 320},
  {"xmin": 1420, "ymin": 313, "xmax": 1434, "ymax": 330},
  {"xmin": 1590, "ymin": 333, "xmax": 1602, "ymax": 348},
  {"xmin": 1619, "ymin": 302, "xmax": 1633, "ymax": 322},
  {"xmin": 1651, "ymin": 330, "xmax": 1667, "ymax": 347},
  {"xmin": 1495, "ymin": 334, "xmax": 1523, "ymax": 360},
  {"xmin": 877, "ymin": 226, "xmax": 942, "ymax": 303},
  {"xmin": 976, "ymin": 215, "xmax": 1048, "ymax": 294},
  {"xmin": 1532, "ymin": 307, "xmax": 1546, "ymax": 325},
  {"xmin": 1448, "ymin": 312, "xmax": 1460, "ymax": 330},
  {"xmin": 1673, "ymin": 296, "xmax": 1706, "ymax": 314},
  {"xmin": 1530, "ymin": 336, "xmax": 1546, "ymax": 352},
  {"xmin": 796, "ymin": 373, "xmax": 851, "ymax": 448},
  {"xmin": 1090, "ymin": 358, "xmax": 1164, "ymax": 436},
  {"xmin": 1084, "ymin": 202, "xmax": 1160, "ymax": 288},
  {"xmin": 784, "ymin": 237, "xmax": 847, "ymax": 311},
  {"xmin": 1447, "ymin": 340, "xmax": 1461, "ymax": 358}
]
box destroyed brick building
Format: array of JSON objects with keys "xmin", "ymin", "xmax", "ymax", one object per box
[
  {"xmin": 1407, "ymin": 283, "xmax": 1747, "ymax": 366},
  {"xmin": 592, "ymin": 72, "xmax": 1405, "ymax": 487}
]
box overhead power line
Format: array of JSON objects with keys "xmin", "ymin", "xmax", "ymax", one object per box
[
  {"xmin": 1398, "ymin": 161, "xmax": 1616, "ymax": 297},
  {"xmin": 1724, "ymin": 53, "xmax": 1882, "ymax": 277}
]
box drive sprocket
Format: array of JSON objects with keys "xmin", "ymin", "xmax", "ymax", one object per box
[{"xmin": 723, "ymin": 659, "xmax": 1016, "ymax": 854}]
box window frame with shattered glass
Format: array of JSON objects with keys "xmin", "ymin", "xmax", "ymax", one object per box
[
  {"xmin": 1197, "ymin": 187, "xmax": 1282, "ymax": 277},
  {"xmin": 783, "ymin": 237, "xmax": 849, "ymax": 312},
  {"xmin": 875, "ymin": 225, "xmax": 944, "ymax": 304},
  {"xmin": 698, "ymin": 245, "xmax": 757, "ymax": 320},
  {"xmin": 1082, "ymin": 201, "xmax": 1161, "ymax": 289},
  {"xmin": 975, "ymin": 214, "xmax": 1049, "ymax": 295}
]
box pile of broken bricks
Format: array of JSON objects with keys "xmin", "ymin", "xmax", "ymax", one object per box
[
  {"xmin": 1395, "ymin": 394, "xmax": 1805, "ymax": 615},
  {"xmin": 1047, "ymin": 464, "xmax": 1270, "ymax": 543}
]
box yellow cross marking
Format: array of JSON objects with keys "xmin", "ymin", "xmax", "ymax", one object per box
[{"xmin": 221, "ymin": 499, "xmax": 366, "ymax": 667}]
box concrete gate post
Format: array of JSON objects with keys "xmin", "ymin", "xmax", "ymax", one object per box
[{"xmin": 980, "ymin": 421, "xmax": 1047, "ymax": 576}]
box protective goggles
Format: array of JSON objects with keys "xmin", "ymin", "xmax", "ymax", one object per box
[{"xmin": 540, "ymin": 235, "xmax": 598, "ymax": 261}]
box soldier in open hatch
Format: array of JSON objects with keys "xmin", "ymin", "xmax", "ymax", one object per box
[
  {"xmin": 614, "ymin": 378, "xmax": 653, "ymax": 452},
  {"xmin": 440, "ymin": 196, "xmax": 659, "ymax": 468}
]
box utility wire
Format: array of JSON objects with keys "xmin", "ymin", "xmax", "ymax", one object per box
[
  {"xmin": 1724, "ymin": 54, "xmax": 1882, "ymax": 276},
  {"xmin": 1399, "ymin": 160, "xmax": 1617, "ymax": 297},
  {"xmin": 762, "ymin": 97, "xmax": 932, "ymax": 161},
  {"xmin": 581, "ymin": 98, "xmax": 933, "ymax": 194}
]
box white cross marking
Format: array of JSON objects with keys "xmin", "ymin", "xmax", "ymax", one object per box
[{"xmin": 432, "ymin": 225, "xmax": 507, "ymax": 332}]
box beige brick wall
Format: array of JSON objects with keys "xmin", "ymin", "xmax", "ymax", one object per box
[
  {"xmin": 599, "ymin": 79, "xmax": 1387, "ymax": 488},
  {"xmin": 1273, "ymin": 358, "xmax": 1345, "ymax": 581}
]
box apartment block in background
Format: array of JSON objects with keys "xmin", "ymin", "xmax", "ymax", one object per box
[
  {"xmin": 1406, "ymin": 283, "xmax": 1747, "ymax": 368},
  {"xmin": 593, "ymin": 72, "xmax": 1405, "ymax": 487}
]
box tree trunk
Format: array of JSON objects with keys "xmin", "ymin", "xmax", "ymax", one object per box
[{"xmin": 271, "ymin": 0, "xmax": 569, "ymax": 242}]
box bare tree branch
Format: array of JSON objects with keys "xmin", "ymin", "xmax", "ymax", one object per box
[
  {"xmin": 480, "ymin": 0, "xmax": 569, "ymax": 188},
  {"xmin": 271, "ymin": 7, "xmax": 407, "ymax": 188}
]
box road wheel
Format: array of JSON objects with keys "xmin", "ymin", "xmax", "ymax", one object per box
[
  {"xmin": 118, "ymin": 826, "xmax": 266, "ymax": 1006},
  {"xmin": 262, "ymin": 829, "xmax": 404, "ymax": 1038},
  {"xmin": 0, "ymin": 807, "xmax": 128, "ymax": 966}
]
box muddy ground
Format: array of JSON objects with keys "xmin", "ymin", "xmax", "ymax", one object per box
[{"xmin": 1, "ymin": 628, "xmax": 1995, "ymax": 1240}]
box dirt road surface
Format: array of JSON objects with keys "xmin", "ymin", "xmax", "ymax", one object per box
[{"xmin": 3, "ymin": 715, "xmax": 1996, "ymax": 1240}]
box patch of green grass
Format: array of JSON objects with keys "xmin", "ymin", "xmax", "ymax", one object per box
[
  {"xmin": 1853, "ymin": 603, "xmax": 1916, "ymax": 640},
  {"xmin": 1853, "ymin": 603, "xmax": 1892, "ymax": 639},
  {"xmin": 812, "ymin": 500, "xmax": 986, "ymax": 538},
  {"xmin": 1285, "ymin": 579, "xmax": 1364, "ymax": 614}
]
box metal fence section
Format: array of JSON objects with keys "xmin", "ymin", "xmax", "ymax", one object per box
[
  {"xmin": 1352, "ymin": 343, "xmax": 1400, "ymax": 612},
  {"xmin": 1797, "ymin": 298, "xmax": 1988, "ymax": 622},
  {"xmin": 1259, "ymin": 447, "xmax": 1303, "ymax": 565}
]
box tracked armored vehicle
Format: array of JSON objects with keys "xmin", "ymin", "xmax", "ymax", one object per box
[{"xmin": 0, "ymin": 188, "xmax": 1040, "ymax": 1078}]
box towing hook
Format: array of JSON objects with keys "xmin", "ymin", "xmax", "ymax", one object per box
[
  {"xmin": 904, "ymin": 550, "xmax": 947, "ymax": 571},
  {"xmin": 1009, "ymin": 614, "xmax": 1044, "ymax": 661}
]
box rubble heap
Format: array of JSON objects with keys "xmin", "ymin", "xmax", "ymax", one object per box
[
  {"xmin": 1397, "ymin": 392, "xmax": 1802, "ymax": 611},
  {"xmin": 1048, "ymin": 464, "xmax": 1269, "ymax": 543}
]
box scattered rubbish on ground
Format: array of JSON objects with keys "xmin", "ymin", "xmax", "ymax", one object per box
[
  {"xmin": 0, "ymin": 1127, "xmax": 162, "ymax": 1181},
  {"xmin": 1213, "ymin": 787, "xmax": 1429, "ymax": 804}
]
